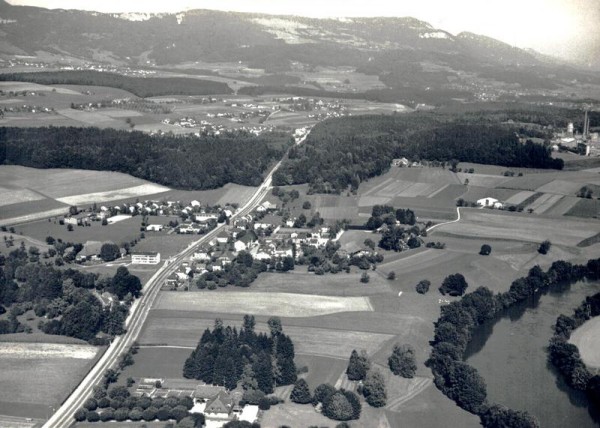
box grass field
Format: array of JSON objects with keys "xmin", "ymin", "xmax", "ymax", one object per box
[
  {"xmin": 153, "ymin": 291, "xmax": 374, "ymax": 317},
  {"xmin": 0, "ymin": 165, "xmax": 171, "ymax": 225},
  {"xmin": 433, "ymin": 209, "xmax": 596, "ymax": 247},
  {"xmin": 569, "ymin": 317, "xmax": 600, "ymax": 369},
  {"xmin": 0, "ymin": 343, "xmax": 101, "ymax": 419},
  {"xmin": 565, "ymin": 198, "xmax": 600, "ymax": 219}
]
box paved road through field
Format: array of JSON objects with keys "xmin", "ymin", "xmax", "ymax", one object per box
[{"xmin": 43, "ymin": 129, "xmax": 311, "ymax": 428}]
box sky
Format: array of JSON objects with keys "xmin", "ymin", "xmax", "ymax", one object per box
[{"xmin": 7, "ymin": 0, "xmax": 600, "ymax": 65}]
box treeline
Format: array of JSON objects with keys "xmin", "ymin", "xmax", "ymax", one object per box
[
  {"xmin": 273, "ymin": 113, "xmax": 562, "ymax": 193},
  {"xmin": 0, "ymin": 71, "xmax": 232, "ymax": 97},
  {"xmin": 0, "ymin": 127, "xmax": 290, "ymax": 190},
  {"xmin": 183, "ymin": 316, "xmax": 296, "ymax": 393},
  {"xmin": 547, "ymin": 259, "xmax": 600, "ymax": 409},
  {"xmin": 0, "ymin": 245, "xmax": 140, "ymax": 341},
  {"xmin": 428, "ymin": 257, "xmax": 600, "ymax": 427}
]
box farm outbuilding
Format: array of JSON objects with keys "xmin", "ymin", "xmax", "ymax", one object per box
[{"xmin": 477, "ymin": 197, "xmax": 504, "ymax": 209}]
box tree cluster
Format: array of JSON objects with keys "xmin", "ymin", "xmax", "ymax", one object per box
[
  {"xmin": 439, "ymin": 273, "xmax": 469, "ymax": 297},
  {"xmin": 273, "ymin": 112, "xmax": 563, "ymax": 194},
  {"xmin": 195, "ymin": 252, "xmax": 267, "ymax": 289},
  {"xmin": 0, "ymin": 246, "xmax": 139, "ymax": 341},
  {"xmin": 312, "ymin": 384, "xmax": 361, "ymax": 421},
  {"xmin": 183, "ymin": 316, "xmax": 296, "ymax": 394},
  {"xmin": 0, "ymin": 126, "xmax": 289, "ymax": 190},
  {"xmin": 547, "ymin": 282, "xmax": 600, "ymax": 403},
  {"xmin": 388, "ymin": 344, "xmax": 417, "ymax": 378}
]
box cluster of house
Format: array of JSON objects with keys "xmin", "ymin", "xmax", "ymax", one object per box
[
  {"xmin": 476, "ymin": 197, "xmax": 504, "ymax": 209},
  {"xmin": 391, "ymin": 157, "xmax": 423, "ymax": 168},
  {"xmin": 133, "ymin": 379, "xmax": 259, "ymax": 425}
]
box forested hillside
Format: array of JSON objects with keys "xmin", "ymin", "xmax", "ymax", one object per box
[
  {"xmin": 0, "ymin": 71, "xmax": 232, "ymax": 97},
  {"xmin": 273, "ymin": 112, "xmax": 563, "ymax": 193},
  {"xmin": 0, "ymin": 127, "xmax": 290, "ymax": 189}
]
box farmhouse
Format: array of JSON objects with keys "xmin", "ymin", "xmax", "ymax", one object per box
[
  {"xmin": 477, "ymin": 197, "xmax": 504, "ymax": 209},
  {"xmin": 146, "ymin": 224, "xmax": 163, "ymax": 232},
  {"xmin": 131, "ymin": 252, "xmax": 161, "ymax": 265}
]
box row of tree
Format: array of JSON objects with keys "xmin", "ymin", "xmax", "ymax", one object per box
[
  {"xmin": 547, "ymin": 272, "xmax": 600, "ymax": 409},
  {"xmin": 290, "ymin": 380, "xmax": 361, "ymax": 421},
  {"xmin": 183, "ymin": 316, "xmax": 296, "ymax": 394},
  {"xmin": 428, "ymin": 257, "xmax": 600, "ymax": 427},
  {"xmin": 0, "ymin": 126, "xmax": 290, "ymax": 190}
]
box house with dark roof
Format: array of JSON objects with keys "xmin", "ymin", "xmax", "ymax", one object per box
[{"xmin": 204, "ymin": 391, "xmax": 233, "ymax": 418}]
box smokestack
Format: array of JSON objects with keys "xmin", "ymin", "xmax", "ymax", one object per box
[{"xmin": 584, "ymin": 110, "xmax": 590, "ymax": 138}]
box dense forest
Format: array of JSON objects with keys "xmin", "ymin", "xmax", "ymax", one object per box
[
  {"xmin": 183, "ymin": 316, "xmax": 296, "ymax": 394},
  {"xmin": 427, "ymin": 257, "xmax": 600, "ymax": 427},
  {"xmin": 273, "ymin": 112, "xmax": 563, "ymax": 193},
  {"xmin": 0, "ymin": 245, "xmax": 140, "ymax": 341},
  {"xmin": 0, "ymin": 71, "xmax": 232, "ymax": 97},
  {"xmin": 0, "ymin": 127, "xmax": 290, "ymax": 190}
]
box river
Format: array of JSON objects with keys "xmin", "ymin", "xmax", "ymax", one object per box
[{"xmin": 465, "ymin": 280, "xmax": 600, "ymax": 428}]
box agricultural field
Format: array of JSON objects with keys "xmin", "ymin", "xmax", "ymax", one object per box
[
  {"xmin": 569, "ymin": 317, "xmax": 600, "ymax": 369},
  {"xmin": 0, "ymin": 343, "xmax": 101, "ymax": 419},
  {"xmin": 153, "ymin": 291, "xmax": 374, "ymax": 317},
  {"xmin": 0, "ymin": 165, "xmax": 170, "ymax": 225}
]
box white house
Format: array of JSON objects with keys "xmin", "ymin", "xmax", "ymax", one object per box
[
  {"xmin": 131, "ymin": 252, "xmax": 161, "ymax": 265},
  {"xmin": 146, "ymin": 224, "xmax": 163, "ymax": 232},
  {"xmin": 477, "ymin": 197, "xmax": 503, "ymax": 209},
  {"xmin": 234, "ymin": 241, "xmax": 247, "ymax": 252}
]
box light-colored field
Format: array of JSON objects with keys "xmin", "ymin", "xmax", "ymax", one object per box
[
  {"xmin": 569, "ymin": 317, "xmax": 600, "ymax": 369},
  {"xmin": 56, "ymin": 108, "xmax": 121, "ymax": 126},
  {"xmin": 153, "ymin": 291, "xmax": 373, "ymax": 317},
  {"xmin": 0, "ymin": 342, "xmax": 97, "ymax": 359},
  {"xmin": 456, "ymin": 172, "xmax": 510, "ymax": 188},
  {"xmin": 434, "ymin": 210, "xmax": 596, "ymax": 246},
  {"xmin": 0, "ymin": 187, "xmax": 45, "ymax": 207},
  {"xmin": 525, "ymin": 193, "xmax": 563, "ymax": 214},
  {"xmin": 0, "ymin": 81, "xmax": 81, "ymax": 94},
  {"xmin": 0, "ymin": 343, "xmax": 100, "ymax": 418},
  {"xmin": 536, "ymin": 179, "xmax": 583, "ymax": 195},
  {"xmin": 544, "ymin": 196, "xmax": 581, "ymax": 216},
  {"xmin": 56, "ymin": 183, "xmax": 170, "ymax": 205},
  {"xmin": 504, "ymin": 190, "xmax": 536, "ymax": 205},
  {"xmin": 0, "ymin": 165, "xmax": 152, "ymax": 199}
]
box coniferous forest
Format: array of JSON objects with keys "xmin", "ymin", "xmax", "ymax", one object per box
[
  {"xmin": 183, "ymin": 316, "xmax": 296, "ymax": 393},
  {"xmin": 0, "ymin": 127, "xmax": 290, "ymax": 190}
]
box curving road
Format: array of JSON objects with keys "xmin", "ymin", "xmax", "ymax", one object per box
[{"xmin": 43, "ymin": 129, "xmax": 310, "ymax": 428}]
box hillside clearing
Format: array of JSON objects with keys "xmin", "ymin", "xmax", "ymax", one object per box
[{"xmin": 56, "ymin": 183, "xmax": 170, "ymax": 205}]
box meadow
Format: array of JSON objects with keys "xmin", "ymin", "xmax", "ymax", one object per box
[
  {"xmin": 153, "ymin": 291, "xmax": 374, "ymax": 317},
  {"xmin": 569, "ymin": 317, "xmax": 600, "ymax": 369},
  {"xmin": 0, "ymin": 343, "xmax": 101, "ymax": 419}
]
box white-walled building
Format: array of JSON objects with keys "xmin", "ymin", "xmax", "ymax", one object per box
[{"xmin": 132, "ymin": 252, "xmax": 161, "ymax": 265}]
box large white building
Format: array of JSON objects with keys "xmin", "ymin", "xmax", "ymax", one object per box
[{"xmin": 131, "ymin": 252, "xmax": 161, "ymax": 265}]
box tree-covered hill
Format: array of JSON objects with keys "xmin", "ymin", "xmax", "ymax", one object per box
[
  {"xmin": 0, "ymin": 127, "xmax": 290, "ymax": 190},
  {"xmin": 273, "ymin": 112, "xmax": 563, "ymax": 193}
]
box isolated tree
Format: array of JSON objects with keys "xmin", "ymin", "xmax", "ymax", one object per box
[
  {"xmin": 439, "ymin": 273, "xmax": 468, "ymax": 296},
  {"xmin": 302, "ymin": 201, "xmax": 312, "ymax": 209},
  {"xmin": 362, "ymin": 369, "xmax": 387, "ymax": 407},
  {"xmin": 387, "ymin": 271, "xmax": 396, "ymax": 280},
  {"xmin": 479, "ymin": 244, "xmax": 492, "ymax": 256},
  {"xmin": 360, "ymin": 272, "xmax": 370, "ymax": 283},
  {"xmin": 538, "ymin": 240, "xmax": 552, "ymax": 255},
  {"xmin": 389, "ymin": 344, "xmax": 417, "ymax": 378},
  {"xmin": 290, "ymin": 379, "xmax": 312, "ymax": 404},
  {"xmin": 416, "ymin": 279, "xmax": 431, "ymax": 294},
  {"xmin": 69, "ymin": 205, "xmax": 78, "ymax": 215},
  {"xmin": 100, "ymin": 242, "xmax": 120, "ymax": 262},
  {"xmin": 346, "ymin": 350, "xmax": 371, "ymax": 381}
]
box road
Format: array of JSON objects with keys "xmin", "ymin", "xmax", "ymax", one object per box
[{"xmin": 43, "ymin": 129, "xmax": 310, "ymax": 428}]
